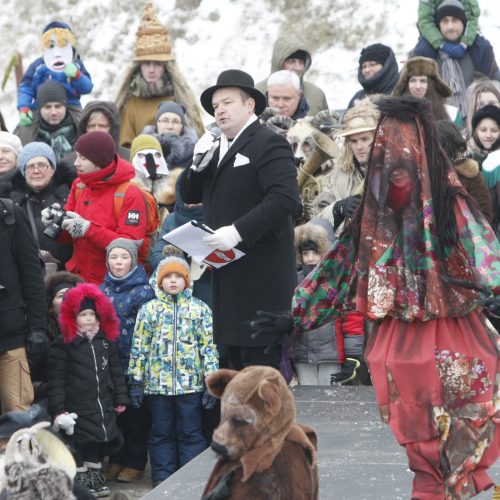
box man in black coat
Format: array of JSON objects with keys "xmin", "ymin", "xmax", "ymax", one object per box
[
  {"xmin": 0, "ymin": 198, "xmax": 47, "ymax": 413},
  {"xmin": 180, "ymin": 69, "xmax": 300, "ymax": 370}
]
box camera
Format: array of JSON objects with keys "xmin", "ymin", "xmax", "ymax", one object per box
[{"xmin": 43, "ymin": 206, "xmax": 67, "ymax": 239}]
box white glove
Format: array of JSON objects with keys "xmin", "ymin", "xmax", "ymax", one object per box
[
  {"xmin": 41, "ymin": 203, "xmax": 61, "ymax": 227},
  {"xmin": 54, "ymin": 412, "xmax": 78, "ymax": 436},
  {"xmin": 193, "ymin": 131, "xmax": 217, "ymax": 157},
  {"xmin": 203, "ymin": 225, "xmax": 242, "ymax": 251},
  {"xmin": 61, "ymin": 211, "xmax": 91, "ymax": 238},
  {"xmin": 191, "ymin": 132, "xmax": 219, "ymax": 173}
]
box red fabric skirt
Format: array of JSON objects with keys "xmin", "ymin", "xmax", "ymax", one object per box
[{"xmin": 365, "ymin": 311, "xmax": 499, "ymax": 499}]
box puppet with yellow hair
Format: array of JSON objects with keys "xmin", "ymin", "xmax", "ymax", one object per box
[{"xmin": 17, "ymin": 21, "xmax": 93, "ymax": 126}]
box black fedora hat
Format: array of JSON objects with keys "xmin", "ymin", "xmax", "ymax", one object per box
[{"xmin": 200, "ymin": 69, "xmax": 267, "ymax": 117}]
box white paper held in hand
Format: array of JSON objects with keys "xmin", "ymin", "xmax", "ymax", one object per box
[{"xmin": 162, "ymin": 221, "xmax": 245, "ymax": 268}]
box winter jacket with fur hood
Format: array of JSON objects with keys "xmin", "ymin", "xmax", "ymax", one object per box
[
  {"xmin": 128, "ymin": 270, "xmax": 218, "ymax": 396},
  {"xmin": 101, "ymin": 265, "xmax": 155, "ymax": 373},
  {"xmin": 48, "ymin": 284, "xmax": 128, "ymax": 452},
  {"xmin": 256, "ymin": 33, "xmax": 329, "ymax": 116}
]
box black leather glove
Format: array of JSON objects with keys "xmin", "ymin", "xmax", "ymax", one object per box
[
  {"xmin": 202, "ymin": 389, "xmax": 217, "ymax": 410},
  {"xmin": 332, "ymin": 195, "xmax": 362, "ymax": 230},
  {"xmin": 26, "ymin": 328, "xmax": 49, "ymax": 376},
  {"xmin": 250, "ymin": 311, "xmax": 294, "ymax": 355},
  {"xmin": 485, "ymin": 296, "xmax": 500, "ymax": 318}
]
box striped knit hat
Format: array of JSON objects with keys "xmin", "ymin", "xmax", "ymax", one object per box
[{"xmin": 157, "ymin": 245, "xmax": 190, "ymax": 287}]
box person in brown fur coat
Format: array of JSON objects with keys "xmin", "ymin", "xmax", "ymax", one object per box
[{"xmin": 201, "ymin": 366, "xmax": 319, "ymax": 500}]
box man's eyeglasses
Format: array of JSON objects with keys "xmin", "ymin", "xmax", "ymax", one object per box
[{"xmin": 25, "ymin": 162, "xmax": 51, "ymax": 172}]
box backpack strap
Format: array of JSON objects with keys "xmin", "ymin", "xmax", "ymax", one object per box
[
  {"xmin": 113, "ymin": 181, "xmax": 132, "ymax": 222},
  {"xmin": 74, "ymin": 182, "xmax": 86, "ymax": 204}
]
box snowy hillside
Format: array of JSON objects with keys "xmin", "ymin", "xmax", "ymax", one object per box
[{"xmin": 1, "ymin": 0, "xmax": 499, "ymax": 129}]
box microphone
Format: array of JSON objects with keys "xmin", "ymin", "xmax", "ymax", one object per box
[{"xmin": 191, "ymin": 127, "xmax": 221, "ymax": 170}]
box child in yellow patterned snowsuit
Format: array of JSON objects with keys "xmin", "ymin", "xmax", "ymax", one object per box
[{"xmin": 128, "ymin": 248, "xmax": 218, "ymax": 486}]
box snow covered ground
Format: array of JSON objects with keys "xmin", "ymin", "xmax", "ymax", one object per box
[{"xmin": 0, "ymin": 0, "xmax": 499, "ymax": 129}]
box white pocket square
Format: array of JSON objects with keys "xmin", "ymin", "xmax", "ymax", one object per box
[{"xmin": 233, "ymin": 153, "xmax": 250, "ymax": 167}]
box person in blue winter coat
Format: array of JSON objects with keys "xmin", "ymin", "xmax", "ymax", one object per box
[
  {"xmin": 100, "ymin": 237, "xmax": 155, "ymax": 483},
  {"xmin": 18, "ymin": 21, "xmax": 93, "ymax": 127},
  {"xmin": 128, "ymin": 246, "xmax": 219, "ymax": 487}
]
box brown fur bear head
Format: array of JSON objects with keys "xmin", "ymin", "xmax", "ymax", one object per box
[{"xmin": 206, "ymin": 366, "xmax": 296, "ymax": 467}]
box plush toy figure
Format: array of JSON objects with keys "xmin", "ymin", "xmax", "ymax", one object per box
[
  {"xmin": 201, "ymin": 366, "xmax": 319, "ymax": 500},
  {"xmin": 17, "ymin": 21, "xmax": 93, "ymax": 126}
]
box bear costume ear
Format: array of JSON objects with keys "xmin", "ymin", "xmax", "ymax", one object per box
[
  {"xmin": 257, "ymin": 376, "xmax": 282, "ymax": 417},
  {"xmin": 205, "ymin": 369, "xmax": 238, "ymax": 398}
]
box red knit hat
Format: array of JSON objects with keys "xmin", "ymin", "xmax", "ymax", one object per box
[{"xmin": 75, "ymin": 131, "xmax": 116, "ymax": 168}]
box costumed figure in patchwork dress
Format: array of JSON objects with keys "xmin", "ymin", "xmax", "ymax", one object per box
[{"xmin": 292, "ymin": 96, "xmax": 500, "ymax": 499}]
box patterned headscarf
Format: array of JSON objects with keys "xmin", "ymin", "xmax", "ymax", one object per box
[{"xmin": 293, "ymin": 97, "xmax": 500, "ymax": 330}]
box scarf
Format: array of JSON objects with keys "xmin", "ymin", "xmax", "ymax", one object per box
[
  {"xmin": 130, "ymin": 72, "xmax": 174, "ymax": 99},
  {"xmin": 358, "ymin": 50, "xmax": 400, "ymax": 95},
  {"xmin": 77, "ymin": 323, "xmax": 99, "ymax": 341},
  {"xmin": 439, "ymin": 51, "xmax": 468, "ymax": 118},
  {"xmin": 218, "ymin": 115, "xmax": 258, "ymax": 166},
  {"xmin": 38, "ymin": 114, "xmax": 78, "ymax": 161}
]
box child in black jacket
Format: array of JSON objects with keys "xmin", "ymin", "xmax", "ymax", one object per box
[{"xmin": 48, "ymin": 283, "xmax": 129, "ymax": 497}]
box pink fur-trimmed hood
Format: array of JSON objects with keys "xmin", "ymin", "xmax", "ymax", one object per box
[{"xmin": 58, "ymin": 283, "xmax": 120, "ymax": 343}]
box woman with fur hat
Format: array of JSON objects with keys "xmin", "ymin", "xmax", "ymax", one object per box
[
  {"xmin": 347, "ymin": 43, "xmax": 399, "ymax": 109},
  {"xmin": 116, "ymin": 3, "xmax": 204, "ymax": 148},
  {"xmin": 48, "ymin": 283, "xmax": 129, "ymax": 496},
  {"xmin": 128, "ymin": 246, "xmax": 218, "ymax": 487},
  {"xmin": 100, "ymin": 238, "xmax": 155, "ymax": 483},
  {"xmin": 294, "ymin": 96, "xmax": 500, "ymax": 498},
  {"xmin": 393, "ymin": 56, "xmax": 464, "ymax": 125},
  {"xmin": 142, "ymin": 100, "xmax": 198, "ymax": 169},
  {"xmin": 0, "ymin": 141, "xmax": 75, "ymax": 269}
]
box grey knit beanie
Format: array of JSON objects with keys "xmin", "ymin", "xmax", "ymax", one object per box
[
  {"xmin": 156, "ymin": 101, "xmax": 186, "ymax": 123},
  {"xmin": 18, "ymin": 142, "xmax": 57, "ymax": 176},
  {"xmin": 36, "ymin": 80, "xmax": 68, "ymax": 107},
  {"xmin": 106, "ymin": 238, "xmax": 142, "ymax": 271}
]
